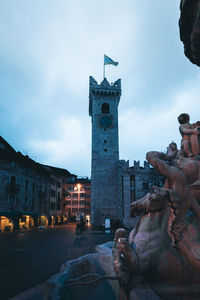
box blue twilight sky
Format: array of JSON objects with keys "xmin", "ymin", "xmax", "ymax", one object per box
[{"xmin": 0, "ymin": 0, "xmax": 200, "ymax": 177}]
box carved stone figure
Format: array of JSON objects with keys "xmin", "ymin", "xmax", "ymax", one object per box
[
  {"xmin": 113, "ymin": 115, "xmax": 200, "ymax": 299},
  {"xmin": 179, "ymin": 0, "xmax": 200, "ymax": 67},
  {"xmin": 178, "ymin": 113, "xmax": 200, "ymax": 157},
  {"xmin": 166, "ymin": 141, "xmax": 178, "ymax": 161}
]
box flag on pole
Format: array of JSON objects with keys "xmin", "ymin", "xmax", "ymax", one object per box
[{"xmin": 104, "ymin": 54, "xmax": 118, "ymax": 66}]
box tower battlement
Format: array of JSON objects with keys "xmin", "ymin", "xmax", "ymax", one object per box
[{"xmin": 89, "ymin": 76, "xmax": 121, "ymax": 116}]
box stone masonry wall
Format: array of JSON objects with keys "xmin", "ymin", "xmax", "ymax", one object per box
[
  {"xmin": 120, "ymin": 161, "xmax": 165, "ymax": 229},
  {"xmin": 90, "ymin": 77, "xmax": 121, "ymax": 227}
]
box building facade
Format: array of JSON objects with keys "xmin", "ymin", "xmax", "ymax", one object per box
[
  {"xmin": 63, "ymin": 176, "xmax": 91, "ymax": 224},
  {"xmin": 0, "ymin": 136, "xmax": 51, "ymax": 231},
  {"xmin": 41, "ymin": 165, "xmax": 72, "ymax": 225},
  {"xmin": 89, "ymin": 76, "xmax": 121, "ymax": 227},
  {"xmin": 0, "ymin": 137, "xmax": 74, "ymax": 232}
]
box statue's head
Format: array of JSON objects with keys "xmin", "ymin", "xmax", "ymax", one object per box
[
  {"xmin": 196, "ymin": 121, "xmax": 200, "ymax": 127},
  {"xmin": 167, "ymin": 141, "xmax": 178, "ymax": 160},
  {"xmin": 169, "ymin": 141, "xmax": 177, "ymax": 151},
  {"xmin": 178, "ymin": 113, "xmax": 190, "ymax": 124}
]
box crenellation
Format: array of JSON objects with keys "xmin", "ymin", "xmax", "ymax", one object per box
[
  {"xmin": 133, "ymin": 160, "xmax": 140, "ymax": 170},
  {"xmin": 89, "ymin": 75, "xmax": 165, "ymax": 228},
  {"xmin": 144, "ymin": 161, "xmax": 150, "ymax": 169}
]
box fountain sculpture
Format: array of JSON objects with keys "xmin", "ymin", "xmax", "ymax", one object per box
[{"xmin": 113, "ymin": 114, "xmax": 200, "ymax": 299}]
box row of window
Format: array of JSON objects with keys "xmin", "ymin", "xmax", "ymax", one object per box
[
  {"xmin": 142, "ymin": 180, "xmax": 161, "ymax": 190},
  {"xmin": 50, "ymin": 190, "xmax": 60, "ymax": 199},
  {"xmin": 4, "ymin": 177, "xmax": 65, "ymax": 191},
  {"xmin": 50, "ymin": 178, "xmax": 61, "ymax": 187},
  {"xmin": 2, "ymin": 175, "xmax": 64, "ymax": 192},
  {"xmin": 130, "ymin": 179, "xmax": 162, "ymax": 192},
  {"xmin": 8, "ymin": 196, "xmax": 48, "ymax": 210},
  {"xmin": 1, "ymin": 176, "xmax": 48, "ymax": 193},
  {"xmin": 67, "ymin": 193, "xmax": 91, "ymax": 198},
  {"xmin": 70, "ymin": 208, "xmax": 91, "ymax": 213},
  {"xmin": 67, "ymin": 185, "xmax": 91, "ymax": 191},
  {"xmin": 66, "ymin": 200, "xmax": 91, "ymax": 206},
  {"xmin": 67, "ymin": 186, "xmax": 85, "ymax": 191}
]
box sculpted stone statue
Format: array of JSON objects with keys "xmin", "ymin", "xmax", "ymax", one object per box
[
  {"xmin": 113, "ymin": 114, "xmax": 200, "ymax": 300},
  {"xmin": 178, "ymin": 113, "xmax": 200, "ymax": 157},
  {"xmin": 179, "ymin": 0, "xmax": 200, "ymax": 67}
]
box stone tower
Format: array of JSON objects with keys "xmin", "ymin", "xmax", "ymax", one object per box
[{"xmin": 89, "ymin": 76, "xmax": 121, "ymax": 227}]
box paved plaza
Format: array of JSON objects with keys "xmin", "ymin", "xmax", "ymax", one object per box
[{"xmin": 0, "ymin": 224, "xmax": 114, "ymax": 300}]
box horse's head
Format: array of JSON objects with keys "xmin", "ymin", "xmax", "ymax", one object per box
[{"xmin": 131, "ymin": 186, "xmax": 170, "ymax": 217}]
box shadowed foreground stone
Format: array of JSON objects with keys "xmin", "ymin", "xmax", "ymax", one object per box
[
  {"xmin": 10, "ymin": 242, "xmax": 161, "ymax": 300},
  {"xmin": 43, "ymin": 253, "xmax": 119, "ymax": 300},
  {"xmin": 43, "ymin": 243, "xmax": 161, "ymax": 300}
]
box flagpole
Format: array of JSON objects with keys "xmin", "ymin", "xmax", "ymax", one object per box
[
  {"xmin": 103, "ymin": 54, "xmax": 119, "ymax": 79},
  {"xmin": 103, "ymin": 59, "xmax": 105, "ymax": 79}
]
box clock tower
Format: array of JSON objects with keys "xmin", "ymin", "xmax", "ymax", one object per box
[{"xmin": 89, "ymin": 76, "xmax": 121, "ymax": 227}]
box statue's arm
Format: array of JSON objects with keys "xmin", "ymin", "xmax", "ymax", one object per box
[
  {"xmin": 146, "ymin": 151, "xmax": 172, "ymax": 179},
  {"xmin": 179, "ymin": 124, "xmax": 199, "ymax": 135}
]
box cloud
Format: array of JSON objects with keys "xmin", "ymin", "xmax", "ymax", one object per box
[
  {"xmin": 1, "ymin": 0, "xmax": 200, "ymax": 177},
  {"xmin": 28, "ymin": 116, "xmax": 91, "ymax": 175},
  {"xmin": 18, "ymin": 0, "xmax": 138, "ymax": 96},
  {"xmin": 120, "ymin": 73, "xmax": 200, "ymax": 164}
]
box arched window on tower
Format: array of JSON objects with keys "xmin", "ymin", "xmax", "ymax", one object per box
[{"xmin": 102, "ymin": 103, "xmax": 110, "ymax": 113}]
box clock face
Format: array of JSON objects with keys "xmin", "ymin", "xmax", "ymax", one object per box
[{"xmin": 99, "ymin": 116, "xmax": 112, "ymax": 128}]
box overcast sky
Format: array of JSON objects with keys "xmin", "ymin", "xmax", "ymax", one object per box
[{"xmin": 0, "ymin": 0, "xmax": 199, "ymax": 177}]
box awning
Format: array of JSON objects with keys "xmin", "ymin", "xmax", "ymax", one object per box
[
  {"xmin": 0, "ymin": 211, "xmax": 21, "ymax": 217},
  {"xmin": 19, "ymin": 211, "xmax": 39, "ymax": 217},
  {"xmin": 0, "ymin": 211, "xmax": 39, "ymax": 217}
]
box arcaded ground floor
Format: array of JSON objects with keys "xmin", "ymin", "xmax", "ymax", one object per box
[
  {"xmin": 0, "ymin": 214, "xmax": 67, "ymax": 232},
  {"xmin": 0, "ymin": 223, "xmax": 114, "ymax": 300}
]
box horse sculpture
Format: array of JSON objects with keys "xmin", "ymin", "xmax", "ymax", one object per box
[{"xmin": 113, "ymin": 114, "xmax": 200, "ymax": 300}]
